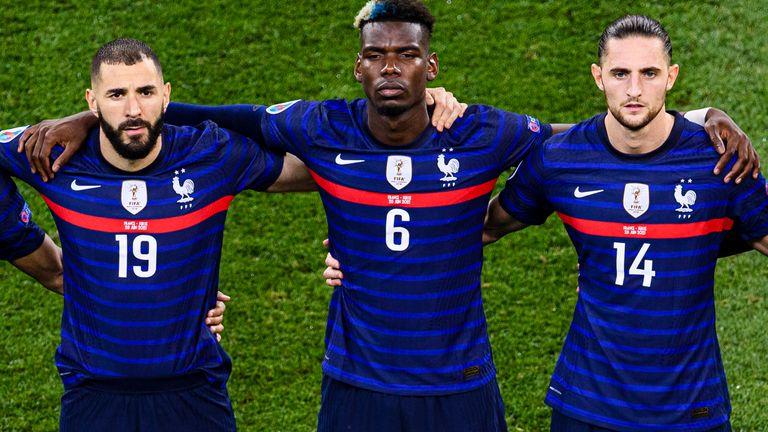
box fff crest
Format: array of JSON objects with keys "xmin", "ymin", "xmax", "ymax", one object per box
[{"xmin": 122, "ymin": 180, "xmax": 148, "ymax": 215}]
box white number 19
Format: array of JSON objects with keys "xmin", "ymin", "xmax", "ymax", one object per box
[{"xmin": 116, "ymin": 234, "xmax": 157, "ymax": 278}]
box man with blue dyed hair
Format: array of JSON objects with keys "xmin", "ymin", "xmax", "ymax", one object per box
[
  {"xmin": 484, "ymin": 15, "xmax": 768, "ymax": 432},
  {"xmin": 18, "ymin": 2, "xmax": 757, "ymax": 431}
]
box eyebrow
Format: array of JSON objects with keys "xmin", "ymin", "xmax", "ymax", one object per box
[
  {"xmin": 608, "ymin": 66, "xmax": 663, "ymax": 74},
  {"xmin": 105, "ymin": 84, "xmax": 157, "ymax": 95},
  {"xmin": 362, "ymin": 44, "xmax": 422, "ymax": 53}
]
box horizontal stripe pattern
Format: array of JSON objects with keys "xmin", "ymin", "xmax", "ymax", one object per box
[
  {"xmin": 499, "ymin": 113, "xmax": 767, "ymax": 430},
  {"xmin": 260, "ymin": 99, "xmax": 551, "ymax": 394},
  {"xmin": 0, "ymin": 122, "xmax": 282, "ymax": 388}
]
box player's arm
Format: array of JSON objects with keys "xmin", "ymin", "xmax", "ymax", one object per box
[
  {"xmin": 550, "ymin": 124, "xmax": 574, "ymax": 135},
  {"xmin": 717, "ymin": 230, "xmax": 752, "ymax": 258},
  {"xmin": 206, "ymin": 291, "xmax": 230, "ymax": 342},
  {"xmin": 264, "ymin": 153, "xmax": 316, "ymax": 193},
  {"xmin": 751, "ymin": 235, "xmax": 768, "ymax": 256},
  {"xmin": 19, "ymin": 111, "xmax": 97, "ymax": 182},
  {"xmin": 10, "ymin": 234, "xmax": 63, "ymax": 294},
  {"xmin": 483, "ymin": 195, "xmax": 529, "ymax": 245},
  {"xmin": 546, "ymin": 108, "xmax": 758, "ymax": 182},
  {"xmin": 424, "ymin": 87, "xmax": 467, "ymax": 131},
  {"xmin": 683, "ymin": 107, "xmax": 760, "ymax": 184}
]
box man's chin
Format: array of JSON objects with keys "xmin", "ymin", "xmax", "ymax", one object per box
[{"xmin": 374, "ymin": 100, "xmax": 411, "ymax": 117}]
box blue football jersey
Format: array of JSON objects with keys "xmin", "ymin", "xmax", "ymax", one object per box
[
  {"xmin": 499, "ymin": 112, "xmax": 768, "ymax": 431},
  {"xmin": 167, "ymin": 99, "xmax": 553, "ymax": 395},
  {"xmin": 0, "ymin": 122, "xmax": 283, "ymax": 388}
]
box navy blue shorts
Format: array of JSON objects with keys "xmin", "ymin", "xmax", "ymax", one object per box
[
  {"xmin": 59, "ymin": 373, "xmax": 236, "ymax": 432},
  {"xmin": 550, "ymin": 409, "xmax": 732, "ymax": 432},
  {"xmin": 317, "ymin": 376, "xmax": 508, "ymax": 432}
]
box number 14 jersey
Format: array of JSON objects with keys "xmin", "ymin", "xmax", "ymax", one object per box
[{"xmin": 500, "ymin": 112, "xmax": 768, "ymax": 431}]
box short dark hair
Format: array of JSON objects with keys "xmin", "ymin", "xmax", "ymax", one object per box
[
  {"xmin": 597, "ymin": 15, "xmax": 672, "ymax": 63},
  {"xmin": 90, "ymin": 38, "xmax": 163, "ymax": 81},
  {"xmin": 354, "ymin": 0, "xmax": 435, "ymax": 37}
]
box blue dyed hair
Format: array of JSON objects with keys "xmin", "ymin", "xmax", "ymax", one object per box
[{"xmin": 354, "ymin": 0, "xmax": 435, "ymax": 36}]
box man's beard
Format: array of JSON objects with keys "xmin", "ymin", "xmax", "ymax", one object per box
[
  {"xmin": 99, "ymin": 111, "xmax": 164, "ymax": 160},
  {"xmin": 608, "ymin": 99, "xmax": 661, "ymax": 132},
  {"xmin": 375, "ymin": 103, "xmax": 411, "ymax": 117}
]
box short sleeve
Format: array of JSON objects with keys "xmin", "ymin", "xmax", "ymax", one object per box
[
  {"xmin": 0, "ymin": 175, "xmax": 45, "ymax": 261},
  {"xmin": 497, "ymin": 143, "xmax": 554, "ymax": 225}
]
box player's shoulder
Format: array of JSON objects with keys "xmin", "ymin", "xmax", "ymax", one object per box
[
  {"xmin": 676, "ymin": 112, "xmax": 710, "ymax": 145},
  {"xmin": 459, "ymin": 104, "xmax": 547, "ymax": 135},
  {"xmin": 263, "ymin": 98, "xmax": 352, "ymax": 116},
  {"xmin": 164, "ymin": 121, "xmax": 244, "ymax": 155},
  {"xmin": 538, "ymin": 113, "xmax": 601, "ymax": 156}
]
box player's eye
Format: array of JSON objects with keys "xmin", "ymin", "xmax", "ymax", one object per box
[
  {"xmin": 613, "ymin": 71, "xmax": 627, "ymax": 79},
  {"xmin": 643, "ymin": 71, "xmax": 657, "ymax": 78}
]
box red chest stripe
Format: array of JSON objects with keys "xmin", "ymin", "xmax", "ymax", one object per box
[
  {"xmin": 557, "ymin": 212, "xmax": 734, "ymax": 239},
  {"xmin": 310, "ymin": 170, "xmax": 497, "ymax": 208},
  {"xmin": 41, "ymin": 194, "xmax": 234, "ymax": 234}
]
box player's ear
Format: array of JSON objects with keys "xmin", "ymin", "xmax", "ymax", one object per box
[
  {"xmin": 666, "ymin": 64, "xmax": 679, "ymax": 91},
  {"xmin": 427, "ymin": 52, "xmax": 438, "ymax": 82},
  {"xmin": 163, "ymin": 82, "xmax": 171, "ymax": 112},
  {"xmin": 591, "ymin": 64, "xmax": 604, "ymax": 91},
  {"xmin": 85, "ymin": 89, "xmax": 98, "ymax": 117},
  {"xmin": 354, "ymin": 53, "xmax": 363, "ymax": 83}
]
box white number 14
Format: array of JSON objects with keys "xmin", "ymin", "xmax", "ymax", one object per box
[{"xmin": 613, "ymin": 242, "xmax": 655, "ymax": 287}]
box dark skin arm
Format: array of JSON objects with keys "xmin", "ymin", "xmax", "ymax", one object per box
[
  {"xmin": 19, "ymin": 108, "xmax": 757, "ymax": 183},
  {"xmin": 11, "ymin": 235, "xmax": 63, "ymax": 294},
  {"xmin": 11, "ymin": 230, "xmax": 230, "ymax": 340},
  {"xmin": 19, "ymin": 88, "xmax": 468, "ymax": 181},
  {"xmin": 703, "ymin": 108, "xmax": 760, "ymax": 184}
]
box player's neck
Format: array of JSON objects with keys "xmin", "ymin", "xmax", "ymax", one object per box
[
  {"xmin": 366, "ymin": 103, "xmax": 430, "ymax": 146},
  {"xmin": 99, "ymin": 132, "xmax": 163, "ymax": 172},
  {"xmin": 604, "ymin": 109, "xmax": 675, "ymax": 155}
]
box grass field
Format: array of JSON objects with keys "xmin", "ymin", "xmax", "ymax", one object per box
[{"xmin": 1, "ymin": 1, "xmax": 767, "ymax": 430}]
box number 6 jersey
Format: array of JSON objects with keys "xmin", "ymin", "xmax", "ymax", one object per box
[
  {"xmin": 499, "ymin": 112, "xmax": 768, "ymax": 431},
  {"xmin": 0, "ymin": 122, "xmax": 283, "ymax": 388},
  {"xmin": 166, "ymin": 99, "xmax": 552, "ymax": 395}
]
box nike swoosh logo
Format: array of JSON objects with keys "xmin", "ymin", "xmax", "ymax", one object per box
[
  {"xmin": 574, "ymin": 187, "xmax": 604, "ymax": 198},
  {"xmin": 71, "ymin": 180, "xmax": 101, "ymax": 191},
  {"xmin": 335, "ymin": 154, "xmax": 365, "ymax": 165}
]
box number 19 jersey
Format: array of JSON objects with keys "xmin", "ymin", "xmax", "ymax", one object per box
[{"xmin": 0, "ymin": 122, "xmax": 283, "ymax": 388}]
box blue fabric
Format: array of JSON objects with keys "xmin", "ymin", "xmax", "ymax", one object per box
[
  {"xmin": 166, "ymin": 99, "xmax": 552, "ymax": 396},
  {"xmin": 0, "ymin": 122, "xmax": 283, "ymax": 391},
  {"xmin": 318, "ymin": 375, "xmax": 507, "ymax": 432},
  {"xmin": 550, "ymin": 409, "xmax": 732, "ymax": 432},
  {"xmin": 59, "ymin": 379, "xmax": 235, "ymax": 431},
  {"xmin": 500, "ymin": 112, "xmax": 767, "ymax": 431}
]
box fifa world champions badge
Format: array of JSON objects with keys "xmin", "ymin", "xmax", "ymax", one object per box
[
  {"xmin": 386, "ymin": 155, "xmax": 412, "ymax": 190},
  {"xmin": 623, "ymin": 183, "xmax": 649, "ymax": 218}
]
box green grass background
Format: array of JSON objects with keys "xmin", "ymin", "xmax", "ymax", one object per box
[{"xmin": 1, "ymin": 1, "xmax": 766, "ymax": 430}]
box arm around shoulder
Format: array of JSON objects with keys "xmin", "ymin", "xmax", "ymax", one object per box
[
  {"xmin": 11, "ymin": 235, "xmax": 64, "ymax": 295},
  {"xmin": 265, "ymin": 153, "xmax": 316, "ymax": 193},
  {"xmin": 483, "ymin": 195, "xmax": 529, "ymax": 245}
]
